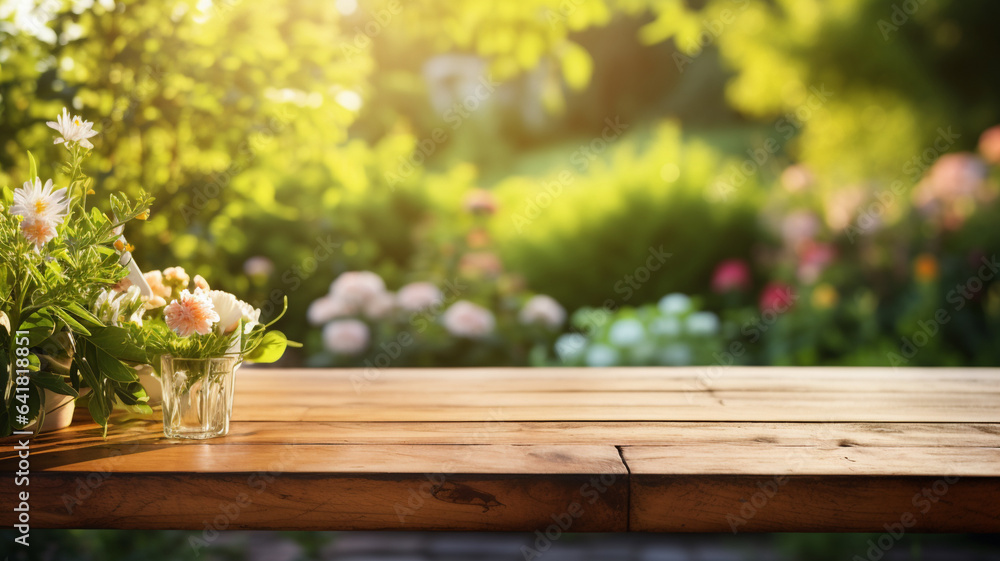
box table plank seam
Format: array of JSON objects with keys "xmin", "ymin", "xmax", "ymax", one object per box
[{"xmin": 616, "ymin": 445, "xmax": 632, "ymax": 531}]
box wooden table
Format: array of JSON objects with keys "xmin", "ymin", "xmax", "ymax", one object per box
[{"xmin": 3, "ymin": 367, "xmax": 1000, "ymax": 532}]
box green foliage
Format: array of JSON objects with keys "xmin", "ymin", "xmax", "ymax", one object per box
[
  {"xmin": 3, "ymin": 0, "xmax": 1000, "ymax": 370},
  {"xmin": 492, "ymin": 124, "xmax": 761, "ymax": 310},
  {"xmin": 245, "ymin": 330, "xmax": 291, "ymax": 364},
  {"xmin": 141, "ymin": 321, "xmax": 238, "ymax": 362},
  {"xmin": 537, "ymin": 293, "xmax": 727, "ymax": 367},
  {"xmin": 0, "ymin": 140, "xmax": 153, "ymax": 436}
]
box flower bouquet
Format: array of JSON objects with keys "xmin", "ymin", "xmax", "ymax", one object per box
[
  {"xmin": 137, "ymin": 268, "xmax": 294, "ymax": 439},
  {"xmin": 1, "ymin": 109, "xmax": 154, "ymax": 436},
  {"xmin": 2, "ymin": 109, "xmax": 295, "ymax": 439}
]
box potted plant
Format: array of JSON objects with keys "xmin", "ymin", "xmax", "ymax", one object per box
[{"xmin": 1, "ymin": 109, "xmax": 155, "ymax": 436}]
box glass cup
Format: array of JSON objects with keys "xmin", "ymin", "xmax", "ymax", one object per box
[{"xmin": 160, "ymin": 355, "xmax": 239, "ymax": 439}]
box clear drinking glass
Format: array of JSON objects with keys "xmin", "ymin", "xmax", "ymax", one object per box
[{"xmin": 160, "ymin": 355, "xmax": 239, "ymax": 439}]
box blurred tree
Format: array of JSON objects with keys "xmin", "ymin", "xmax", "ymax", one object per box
[{"xmin": 3, "ymin": 0, "xmax": 1000, "ymax": 364}]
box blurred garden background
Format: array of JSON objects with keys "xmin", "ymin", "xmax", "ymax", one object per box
[{"xmin": 4, "ymin": 0, "xmax": 1000, "ymax": 370}]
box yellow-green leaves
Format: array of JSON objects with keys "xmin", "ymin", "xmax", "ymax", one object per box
[
  {"xmin": 558, "ymin": 41, "xmax": 593, "ymax": 91},
  {"xmin": 245, "ymin": 330, "xmax": 290, "ymax": 364}
]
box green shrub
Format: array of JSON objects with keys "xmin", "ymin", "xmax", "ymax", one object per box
[{"xmin": 493, "ymin": 124, "xmax": 762, "ymax": 311}]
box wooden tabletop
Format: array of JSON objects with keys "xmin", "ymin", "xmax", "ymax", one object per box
[{"xmin": 3, "ymin": 367, "xmax": 1000, "ymax": 532}]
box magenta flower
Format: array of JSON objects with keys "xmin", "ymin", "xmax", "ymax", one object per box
[
  {"xmin": 711, "ymin": 259, "xmax": 751, "ymax": 293},
  {"xmin": 759, "ymin": 283, "xmax": 796, "ymax": 314}
]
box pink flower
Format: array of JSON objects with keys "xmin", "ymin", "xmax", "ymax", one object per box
[
  {"xmin": 759, "ymin": 283, "xmax": 796, "ymax": 314},
  {"xmin": 979, "ymin": 125, "xmax": 1000, "ymax": 164},
  {"xmin": 322, "ymin": 319, "xmax": 370, "ymax": 355},
  {"xmin": 466, "ymin": 228, "xmax": 491, "ymax": 248},
  {"xmin": 329, "ymin": 271, "xmax": 386, "ymax": 314},
  {"xmin": 458, "ymin": 252, "xmax": 503, "ymax": 278},
  {"xmin": 823, "ymin": 186, "xmax": 867, "ymax": 231},
  {"xmin": 913, "ymin": 153, "xmax": 991, "ymax": 229},
  {"xmin": 796, "ymin": 241, "xmax": 836, "ymax": 284},
  {"xmin": 780, "ymin": 211, "xmax": 821, "ymax": 251},
  {"xmin": 519, "ymin": 295, "xmax": 566, "ymax": 330},
  {"xmin": 144, "ymin": 271, "xmax": 172, "ymax": 299},
  {"xmin": 925, "ymin": 153, "xmax": 987, "ymax": 199},
  {"xmin": 780, "ymin": 164, "xmax": 814, "ymax": 193},
  {"xmin": 163, "ymin": 266, "xmax": 191, "ymax": 288},
  {"xmin": 442, "ymin": 300, "xmax": 495, "ymax": 339},
  {"xmin": 111, "ymin": 277, "xmax": 134, "ymax": 293},
  {"xmin": 463, "ymin": 189, "xmax": 497, "ymax": 215},
  {"xmin": 19, "ymin": 217, "xmax": 59, "ymax": 251},
  {"xmin": 363, "ymin": 291, "xmax": 396, "ymax": 320},
  {"xmin": 307, "ymin": 295, "xmax": 351, "ymax": 325},
  {"xmin": 163, "ymin": 289, "xmax": 220, "ymax": 337},
  {"xmin": 243, "ymin": 256, "xmax": 275, "ymax": 277},
  {"xmin": 194, "ymin": 275, "xmax": 211, "ymax": 291},
  {"xmin": 711, "ymin": 259, "xmax": 751, "ymax": 293},
  {"xmin": 396, "ymin": 282, "xmax": 444, "ymax": 313}
]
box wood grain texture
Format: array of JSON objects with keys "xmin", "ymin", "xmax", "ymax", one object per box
[
  {"xmin": 250, "ymin": 404, "xmax": 1000, "ymax": 423},
  {"xmin": 19, "ymin": 473, "xmax": 628, "ymax": 531},
  {"xmin": 1, "ymin": 367, "xmax": 999, "ymax": 532},
  {"xmin": 625, "ymin": 445, "xmax": 1000, "ymax": 531},
  {"xmin": 15, "ymin": 417, "xmax": 1000, "ymax": 449},
  {"xmin": 1, "ymin": 444, "xmax": 627, "ymax": 531},
  {"xmin": 629, "ymin": 475, "xmax": 1000, "ymax": 532},
  {"xmin": 1, "ymin": 444, "xmax": 627, "ymax": 474},
  {"xmin": 622, "ymin": 445, "xmax": 1000, "ymax": 476}
]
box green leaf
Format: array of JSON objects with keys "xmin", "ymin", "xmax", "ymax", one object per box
[
  {"xmin": 66, "ymin": 302, "xmax": 105, "ymax": 328},
  {"xmin": 86, "ymin": 341, "xmax": 139, "ymax": 383},
  {"xmin": 85, "ymin": 326, "xmax": 149, "ymax": 364},
  {"xmin": 120, "ymin": 403, "xmax": 153, "ymax": 415},
  {"xmin": 113, "ymin": 380, "xmax": 149, "ymax": 406},
  {"xmin": 31, "ymin": 372, "xmax": 79, "ymax": 397},
  {"xmin": 87, "ymin": 390, "xmax": 110, "ymax": 429},
  {"xmin": 74, "ymin": 348, "xmax": 110, "ymax": 428},
  {"xmin": 51, "ymin": 307, "xmax": 93, "ymax": 336},
  {"xmin": 245, "ymin": 330, "xmax": 288, "ymax": 364},
  {"xmin": 27, "ymin": 150, "xmax": 37, "ymax": 180},
  {"xmin": 69, "ymin": 360, "xmax": 80, "ymax": 391},
  {"xmin": 20, "ymin": 312, "xmax": 56, "ymax": 347}
]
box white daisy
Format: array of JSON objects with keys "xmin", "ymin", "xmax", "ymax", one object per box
[
  {"xmin": 10, "ymin": 177, "xmax": 69, "ymax": 225},
  {"xmin": 46, "ymin": 107, "xmax": 98, "ymax": 149}
]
